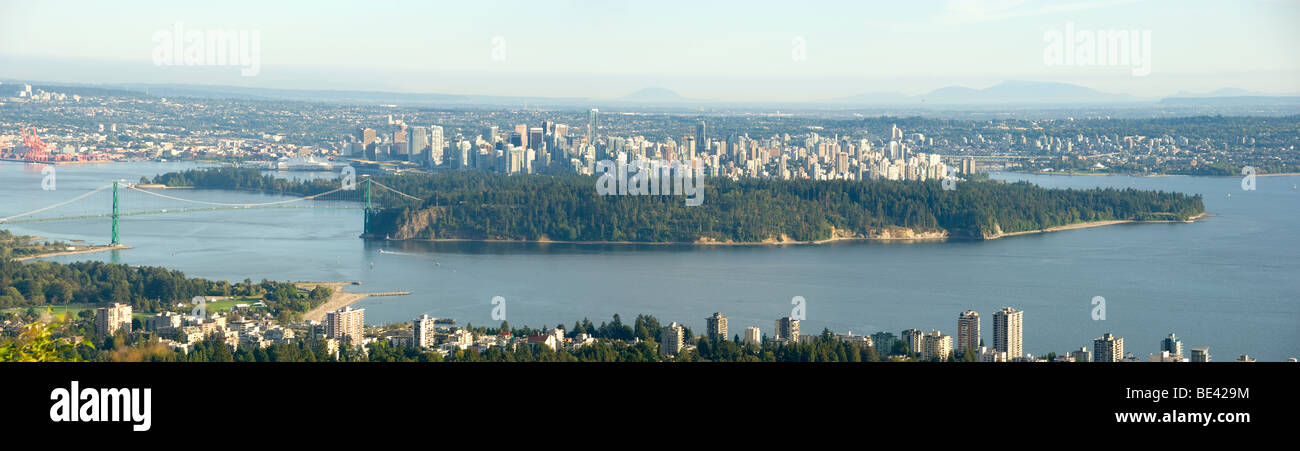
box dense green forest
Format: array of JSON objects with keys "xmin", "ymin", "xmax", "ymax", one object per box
[
  {"xmin": 0, "ymin": 255, "xmax": 329, "ymax": 321},
  {"xmin": 146, "ymin": 167, "xmax": 348, "ymax": 195},
  {"xmin": 153, "ymin": 168, "xmax": 1205, "ymax": 242}
]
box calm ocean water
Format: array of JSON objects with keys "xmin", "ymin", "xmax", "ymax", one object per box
[{"xmin": 3, "ymin": 161, "xmax": 1297, "ymax": 360}]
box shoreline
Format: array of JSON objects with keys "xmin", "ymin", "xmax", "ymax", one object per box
[
  {"xmin": 297, "ymin": 280, "xmax": 366, "ymax": 323},
  {"xmin": 984, "ymin": 220, "xmax": 1133, "ymax": 239},
  {"xmin": 382, "ymin": 214, "xmax": 1207, "ymax": 247},
  {"xmin": 382, "ymin": 233, "xmax": 949, "ymax": 247},
  {"xmin": 1017, "ymin": 171, "xmax": 1300, "ymax": 178},
  {"xmin": 984, "ymin": 212, "xmax": 1208, "ymax": 239},
  {"xmin": 297, "ymin": 282, "xmax": 409, "ymax": 322},
  {"xmin": 299, "ymin": 282, "xmax": 366, "ymax": 322},
  {"xmin": 13, "ymin": 244, "xmax": 132, "ymax": 261}
]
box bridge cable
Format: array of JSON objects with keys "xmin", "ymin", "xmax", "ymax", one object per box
[
  {"xmin": 367, "ymin": 180, "xmax": 423, "ymax": 201},
  {"xmin": 127, "ymin": 185, "xmax": 349, "ymax": 207},
  {"xmin": 0, "ymin": 183, "xmax": 113, "ymax": 222}
]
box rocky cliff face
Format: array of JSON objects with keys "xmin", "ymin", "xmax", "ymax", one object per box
[
  {"xmin": 863, "ymin": 227, "xmax": 948, "ymax": 241},
  {"xmin": 981, "ymin": 223, "xmax": 1005, "ymax": 240},
  {"xmin": 391, "ymin": 209, "xmax": 439, "ymax": 240}
]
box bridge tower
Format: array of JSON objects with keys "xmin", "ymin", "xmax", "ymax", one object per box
[
  {"xmin": 111, "ymin": 181, "xmax": 120, "ymax": 245},
  {"xmin": 362, "ymin": 177, "xmax": 372, "ymax": 236}
]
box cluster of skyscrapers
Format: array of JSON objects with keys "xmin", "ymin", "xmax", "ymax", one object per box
[{"xmin": 339, "ymin": 114, "xmax": 976, "ymax": 184}]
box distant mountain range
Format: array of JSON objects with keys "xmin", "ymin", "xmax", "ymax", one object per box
[{"xmin": 5, "ymin": 77, "xmax": 1296, "ymax": 108}]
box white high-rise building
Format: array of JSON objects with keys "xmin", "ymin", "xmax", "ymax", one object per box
[
  {"xmin": 992, "ymin": 307, "xmax": 1023, "ymax": 360},
  {"xmin": 921, "ymin": 330, "xmax": 953, "ymax": 361},
  {"xmin": 900, "ymin": 329, "xmax": 924, "ymax": 357},
  {"xmin": 744, "ymin": 326, "xmax": 761, "ymax": 345},
  {"xmin": 325, "ymin": 306, "xmax": 365, "ymax": 345},
  {"xmin": 456, "ymin": 140, "xmax": 472, "ymax": 169},
  {"xmin": 95, "ymin": 303, "xmax": 133, "ymax": 337},
  {"xmin": 1094, "ymin": 333, "xmax": 1124, "ymax": 363},
  {"xmin": 660, "ymin": 322, "xmax": 684, "ymax": 358},
  {"xmin": 427, "ymin": 125, "xmax": 445, "ymax": 167},
  {"xmin": 413, "ymin": 314, "xmax": 438, "ymax": 348},
  {"xmin": 705, "ymin": 312, "xmax": 728, "ymax": 341}
]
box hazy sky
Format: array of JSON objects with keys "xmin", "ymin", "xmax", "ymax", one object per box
[{"xmin": 1, "ymin": 0, "xmax": 1297, "ymax": 101}]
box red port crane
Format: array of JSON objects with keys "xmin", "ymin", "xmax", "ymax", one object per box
[{"xmin": 20, "ymin": 126, "xmax": 51, "ymax": 161}]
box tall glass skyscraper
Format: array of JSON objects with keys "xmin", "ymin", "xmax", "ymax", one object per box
[
  {"xmin": 1161, "ymin": 333, "xmax": 1183, "ymax": 359},
  {"xmin": 696, "ymin": 121, "xmax": 707, "ymax": 154},
  {"xmin": 587, "ymin": 108, "xmax": 599, "ymax": 145}
]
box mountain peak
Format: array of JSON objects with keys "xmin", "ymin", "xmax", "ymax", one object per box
[{"xmin": 920, "ymin": 80, "xmax": 1135, "ymax": 104}]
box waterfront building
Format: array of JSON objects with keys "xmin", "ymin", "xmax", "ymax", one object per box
[
  {"xmin": 901, "ymin": 329, "xmax": 923, "ymax": 357},
  {"xmin": 1161, "ymin": 333, "xmax": 1183, "ymax": 360},
  {"xmin": 774, "ymin": 317, "xmax": 800, "ymax": 343},
  {"xmin": 660, "ymin": 322, "xmax": 684, "ymax": 358},
  {"xmin": 921, "ymin": 330, "xmax": 953, "ymax": 361},
  {"xmin": 705, "ymin": 312, "xmax": 728, "ymax": 341},
  {"xmin": 957, "ymin": 310, "xmax": 980, "ymax": 356},
  {"xmin": 871, "ymin": 331, "xmax": 896, "ymax": 356},
  {"xmin": 992, "ymin": 307, "xmax": 1023, "ymax": 359},
  {"xmin": 325, "ymin": 306, "xmax": 365, "ymax": 345},
  {"xmin": 413, "ymin": 314, "xmax": 438, "ymax": 348},
  {"xmin": 1070, "ymin": 346, "xmax": 1091, "ymax": 363},
  {"xmin": 1094, "ymin": 333, "xmax": 1124, "ymax": 362}
]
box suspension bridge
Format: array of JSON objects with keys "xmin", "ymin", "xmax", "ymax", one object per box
[{"xmin": 0, "ymin": 176, "xmax": 423, "ymax": 245}]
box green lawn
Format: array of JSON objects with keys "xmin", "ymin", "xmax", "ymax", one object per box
[
  {"xmin": 2, "ymin": 304, "xmax": 100, "ymax": 320},
  {"xmin": 1, "ymin": 295, "xmax": 265, "ymax": 319},
  {"xmin": 197, "ymin": 296, "xmax": 263, "ymax": 314}
]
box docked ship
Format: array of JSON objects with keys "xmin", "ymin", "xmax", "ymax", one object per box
[{"xmin": 276, "ymin": 155, "xmax": 344, "ymax": 171}]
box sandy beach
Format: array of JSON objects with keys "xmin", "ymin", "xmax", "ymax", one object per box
[
  {"xmin": 984, "ymin": 213, "xmax": 1208, "ymax": 239},
  {"xmin": 986, "ymin": 220, "xmax": 1134, "ymax": 239},
  {"xmin": 13, "ymin": 244, "xmax": 132, "ymax": 261},
  {"xmin": 299, "ymin": 282, "xmax": 369, "ymax": 322}
]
